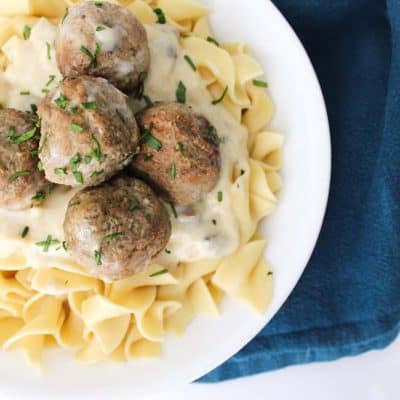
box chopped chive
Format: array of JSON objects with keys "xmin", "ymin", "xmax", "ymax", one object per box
[
  {"xmin": 9, "ymin": 170, "xmax": 31, "ymax": 181},
  {"xmin": 46, "ymin": 42, "xmax": 51, "ymax": 60},
  {"xmin": 21, "ymin": 226, "xmax": 29, "ymax": 238},
  {"xmin": 129, "ymin": 199, "xmax": 139, "ymax": 211},
  {"xmin": 69, "ymin": 106, "xmax": 79, "ymax": 115},
  {"xmin": 176, "ymin": 80, "xmax": 186, "ymax": 104},
  {"xmin": 153, "ymin": 8, "xmax": 166, "ymax": 24},
  {"xmin": 253, "ymin": 79, "xmax": 268, "ymax": 88},
  {"xmin": 149, "ymin": 268, "xmax": 168, "ymax": 277},
  {"xmin": 217, "ymin": 191, "xmax": 223, "ymax": 202},
  {"xmin": 30, "ymin": 104, "xmax": 38, "ymax": 113},
  {"xmin": 30, "ymin": 149, "xmax": 39, "ymax": 156},
  {"xmin": 240, "ymin": 169, "xmax": 245, "ymax": 176},
  {"xmin": 95, "ymin": 1, "xmax": 103, "ymax": 6},
  {"xmin": 37, "ymin": 160, "xmax": 44, "ymax": 171},
  {"xmin": 70, "ymin": 153, "xmax": 81, "ymax": 170},
  {"xmin": 8, "ymin": 127, "xmax": 37, "ymax": 144},
  {"xmin": 46, "ymin": 75, "xmax": 56, "ymax": 87},
  {"xmin": 91, "ymin": 136, "xmax": 106, "ymax": 162},
  {"xmin": 165, "ymin": 248, "xmax": 171, "ymax": 254},
  {"xmin": 32, "ymin": 191, "xmax": 45, "ymax": 202},
  {"xmin": 41, "ymin": 88, "xmax": 50, "ymax": 94},
  {"xmin": 62, "ymin": 7, "xmax": 69, "ymax": 24},
  {"xmin": 94, "ymin": 249, "xmax": 102, "ymax": 265},
  {"xmin": 90, "ymin": 169, "xmax": 104, "ymax": 178},
  {"xmin": 81, "ymin": 43, "xmax": 101, "ymax": 70},
  {"xmin": 70, "ymin": 123, "xmax": 84, "ymax": 133},
  {"xmin": 20, "ymin": 91, "xmax": 30, "ymax": 96},
  {"xmin": 170, "ymin": 203, "xmax": 178, "ymax": 219},
  {"xmin": 116, "ymin": 109, "xmax": 125, "ymax": 123},
  {"xmin": 177, "ymin": 142, "xmax": 185, "ymax": 156},
  {"xmin": 36, "ymin": 235, "xmax": 60, "ymax": 252},
  {"xmin": 104, "ymin": 232, "xmax": 124, "ymax": 243},
  {"xmin": 212, "ymin": 86, "xmax": 228, "ymax": 105},
  {"xmin": 62, "ymin": 241, "xmax": 68, "ymax": 251},
  {"xmin": 141, "ymin": 127, "xmax": 162, "ymax": 151},
  {"xmin": 207, "ymin": 36, "xmax": 219, "ymax": 46},
  {"xmin": 267, "ymin": 271, "xmax": 273, "ymax": 276},
  {"xmin": 23, "ymin": 25, "xmax": 31, "ymax": 40},
  {"xmin": 83, "ymin": 155, "xmax": 92, "ymax": 164},
  {"xmin": 54, "ymin": 168, "xmax": 66, "ymax": 175},
  {"xmin": 203, "ymin": 126, "xmax": 221, "ymax": 146},
  {"xmin": 55, "ymin": 93, "xmax": 69, "ymax": 109},
  {"xmin": 73, "ymin": 171, "xmax": 84, "ymax": 184},
  {"xmin": 167, "ymin": 163, "xmax": 177, "ymax": 179},
  {"xmin": 96, "ymin": 26, "xmax": 106, "ymax": 32},
  {"xmin": 82, "ymin": 101, "xmax": 97, "ymax": 110},
  {"xmin": 212, "ymin": 219, "xmax": 217, "ymax": 225},
  {"xmin": 184, "ymin": 55, "xmax": 196, "ymax": 71}
]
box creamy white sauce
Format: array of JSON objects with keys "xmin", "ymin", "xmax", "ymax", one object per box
[{"xmin": 0, "ymin": 19, "xmax": 249, "ymax": 271}]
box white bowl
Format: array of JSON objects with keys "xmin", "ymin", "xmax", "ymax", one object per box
[{"xmin": 0, "ymin": 0, "xmax": 330, "ymax": 398}]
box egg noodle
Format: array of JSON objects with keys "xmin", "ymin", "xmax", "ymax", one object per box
[{"xmin": 0, "ymin": 0, "xmax": 283, "ymax": 368}]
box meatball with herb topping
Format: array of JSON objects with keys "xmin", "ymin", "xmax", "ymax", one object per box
[
  {"xmin": 131, "ymin": 102, "xmax": 221, "ymax": 206},
  {"xmin": 0, "ymin": 108, "xmax": 47, "ymax": 210},
  {"xmin": 38, "ymin": 76, "xmax": 139, "ymax": 187},
  {"xmin": 56, "ymin": 1, "xmax": 150, "ymax": 93},
  {"xmin": 63, "ymin": 175, "xmax": 171, "ymax": 281}
]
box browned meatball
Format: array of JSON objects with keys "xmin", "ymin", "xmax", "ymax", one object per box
[
  {"xmin": 56, "ymin": 1, "xmax": 150, "ymax": 93},
  {"xmin": 38, "ymin": 76, "xmax": 139, "ymax": 187},
  {"xmin": 0, "ymin": 108, "xmax": 47, "ymax": 210},
  {"xmin": 63, "ymin": 175, "xmax": 171, "ymax": 281},
  {"xmin": 131, "ymin": 103, "xmax": 221, "ymax": 206}
]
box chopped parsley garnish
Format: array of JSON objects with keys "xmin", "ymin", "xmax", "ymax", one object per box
[
  {"xmin": 69, "ymin": 106, "xmax": 79, "ymax": 115},
  {"xmin": 267, "ymin": 271, "xmax": 273, "ymax": 276},
  {"xmin": 149, "ymin": 268, "xmax": 168, "ymax": 277},
  {"xmin": 240, "ymin": 169, "xmax": 245, "ymax": 176},
  {"xmin": 253, "ymin": 79, "xmax": 268, "ymax": 88},
  {"xmin": 96, "ymin": 26, "xmax": 106, "ymax": 32},
  {"xmin": 129, "ymin": 199, "xmax": 139, "ymax": 211},
  {"xmin": 70, "ymin": 153, "xmax": 81, "ymax": 170},
  {"xmin": 23, "ymin": 25, "xmax": 31, "ymax": 40},
  {"xmin": 144, "ymin": 154, "xmax": 153, "ymax": 162},
  {"xmin": 62, "ymin": 241, "xmax": 68, "ymax": 251},
  {"xmin": 141, "ymin": 127, "xmax": 162, "ymax": 151},
  {"xmin": 20, "ymin": 91, "xmax": 30, "ymax": 96},
  {"xmin": 54, "ymin": 168, "xmax": 67, "ymax": 175},
  {"xmin": 30, "ymin": 104, "xmax": 38, "ymax": 114},
  {"xmin": 184, "ymin": 55, "xmax": 196, "ymax": 71},
  {"xmin": 55, "ymin": 93, "xmax": 69, "ymax": 109},
  {"xmin": 165, "ymin": 249, "xmax": 171, "ymax": 254},
  {"xmin": 91, "ymin": 136, "xmax": 106, "ymax": 162},
  {"xmin": 177, "ymin": 142, "xmax": 185, "ymax": 156},
  {"xmin": 153, "ymin": 8, "xmax": 166, "ymax": 24},
  {"xmin": 62, "ymin": 7, "xmax": 69, "ymax": 23},
  {"xmin": 41, "ymin": 88, "xmax": 50, "ymax": 94},
  {"xmin": 94, "ymin": 250, "xmax": 102, "ymax": 265},
  {"xmin": 70, "ymin": 123, "xmax": 84, "ymax": 133},
  {"xmin": 9, "ymin": 170, "xmax": 31, "ymax": 181},
  {"xmin": 143, "ymin": 95, "xmax": 152, "ymax": 106},
  {"xmin": 104, "ymin": 232, "xmax": 124, "ymax": 243},
  {"xmin": 21, "ymin": 226, "xmax": 29, "ymax": 238},
  {"xmin": 73, "ymin": 171, "xmax": 84, "ymax": 184},
  {"xmin": 83, "ymin": 155, "xmax": 92, "ymax": 164},
  {"xmin": 170, "ymin": 203, "xmax": 178, "ymax": 219},
  {"xmin": 46, "ymin": 42, "xmax": 51, "ymax": 60},
  {"xmin": 8, "ymin": 126, "xmax": 37, "ymax": 144},
  {"xmin": 176, "ymin": 80, "xmax": 186, "ymax": 104},
  {"xmin": 32, "ymin": 191, "xmax": 45, "ymax": 202},
  {"xmin": 36, "ymin": 235, "xmax": 60, "ymax": 252},
  {"xmin": 95, "ymin": 1, "xmax": 103, "ymax": 6},
  {"xmin": 217, "ymin": 191, "xmax": 223, "ymax": 202},
  {"xmin": 82, "ymin": 101, "xmax": 97, "ymax": 110},
  {"xmin": 116, "ymin": 109, "xmax": 125, "ymax": 123},
  {"xmin": 37, "ymin": 160, "xmax": 44, "ymax": 171},
  {"xmin": 90, "ymin": 169, "xmax": 104, "ymax": 178},
  {"xmin": 167, "ymin": 163, "xmax": 177, "ymax": 179},
  {"xmin": 212, "ymin": 86, "xmax": 228, "ymax": 105},
  {"xmin": 207, "ymin": 36, "xmax": 219, "ymax": 46},
  {"xmin": 212, "ymin": 219, "xmax": 217, "ymax": 225},
  {"xmin": 46, "ymin": 75, "xmax": 56, "ymax": 87},
  {"xmin": 80, "ymin": 43, "xmax": 101, "ymax": 70}
]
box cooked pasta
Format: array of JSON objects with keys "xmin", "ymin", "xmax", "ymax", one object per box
[{"xmin": 0, "ymin": 0, "xmax": 282, "ymax": 367}]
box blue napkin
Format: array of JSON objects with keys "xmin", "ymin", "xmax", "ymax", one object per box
[{"xmin": 199, "ymin": 0, "xmax": 400, "ymax": 382}]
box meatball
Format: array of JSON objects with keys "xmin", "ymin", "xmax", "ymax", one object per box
[
  {"xmin": 0, "ymin": 108, "xmax": 47, "ymax": 210},
  {"xmin": 38, "ymin": 76, "xmax": 139, "ymax": 187},
  {"xmin": 56, "ymin": 1, "xmax": 150, "ymax": 93},
  {"xmin": 131, "ymin": 103, "xmax": 221, "ymax": 206},
  {"xmin": 63, "ymin": 175, "xmax": 171, "ymax": 281}
]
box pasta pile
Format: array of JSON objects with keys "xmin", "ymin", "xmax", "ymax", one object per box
[{"xmin": 0, "ymin": 0, "xmax": 283, "ymax": 367}]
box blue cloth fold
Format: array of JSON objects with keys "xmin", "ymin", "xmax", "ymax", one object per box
[{"xmin": 199, "ymin": 0, "xmax": 400, "ymax": 382}]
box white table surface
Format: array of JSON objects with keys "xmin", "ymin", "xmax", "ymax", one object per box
[{"xmin": 146, "ymin": 336, "xmax": 400, "ymax": 400}]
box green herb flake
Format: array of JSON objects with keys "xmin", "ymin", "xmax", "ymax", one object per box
[
  {"xmin": 81, "ymin": 43, "xmax": 101, "ymax": 70},
  {"xmin": 96, "ymin": 26, "xmax": 106, "ymax": 32},
  {"xmin": 82, "ymin": 101, "xmax": 97, "ymax": 110},
  {"xmin": 37, "ymin": 160, "xmax": 44, "ymax": 172},
  {"xmin": 30, "ymin": 104, "xmax": 38, "ymax": 114},
  {"xmin": 116, "ymin": 109, "xmax": 125, "ymax": 123},
  {"xmin": 69, "ymin": 106, "xmax": 79, "ymax": 115},
  {"xmin": 143, "ymin": 95, "xmax": 152, "ymax": 106},
  {"xmin": 141, "ymin": 127, "xmax": 162, "ymax": 151},
  {"xmin": 95, "ymin": 1, "xmax": 103, "ymax": 6},
  {"xmin": 167, "ymin": 163, "xmax": 177, "ymax": 179},
  {"xmin": 62, "ymin": 241, "xmax": 68, "ymax": 251},
  {"xmin": 94, "ymin": 249, "xmax": 102, "ymax": 265},
  {"xmin": 165, "ymin": 249, "xmax": 171, "ymax": 254},
  {"xmin": 267, "ymin": 271, "xmax": 273, "ymax": 276},
  {"xmin": 203, "ymin": 126, "xmax": 221, "ymax": 146},
  {"xmin": 217, "ymin": 191, "xmax": 223, "ymax": 202},
  {"xmin": 20, "ymin": 91, "xmax": 30, "ymax": 96},
  {"xmin": 9, "ymin": 170, "xmax": 31, "ymax": 181},
  {"xmin": 104, "ymin": 232, "xmax": 124, "ymax": 243},
  {"xmin": 41, "ymin": 88, "xmax": 50, "ymax": 94},
  {"xmin": 8, "ymin": 127, "xmax": 37, "ymax": 144},
  {"xmin": 46, "ymin": 42, "xmax": 51, "ymax": 60},
  {"xmin": 153, "ymin": 8, "xmax": 166, "ymax": 24},
  {"xmin": 212, "ymin": 219, "xmax": 217, "ymax": 226},
  {"xmin": 176, "ymin": 80, "xmax": 186, "ymax": 104},
  {"xmin": 212, "ymin": 85, "xmax": 228, "ymax": 105},
  {"xmin": 62, "ymin": 7, "xmax": 69, "ymax": 23},
  {"xmin": 36, "ymin": 235, "xmax": 60, "ymax": 252},
  {"xmin": 55, "ymin": 93, "xmax": 69, "ymax": 109},
  {"xmin": 73, "ymin": 171, "xmax": 84, "ymax": 184},
  {"xmin": 90, "ymin": 169, "xmax": 104, "ymax": 178},
  {"xmin": 21, "ymin": 226, "xmax": 29, "ymax": 238},
  {"xmin": 149, "ymin": 268, "xmax": 168, "ymax": 277},
  {"xmin": 70, "ymin": 123, "xmax": 84, "ymax": 133},
  {"xmin": 23, "ymin": 25, "xmax": 31, "ymax": 40},
  {"xmin": 83, "ymin": 155, "xmax": 92, "ymax": 164},
  {"xmin": 46, "ymin": 75, "xmax": 56, "ymax": 87},
  {"xmin": 70, "ymin": 153, "xmax": 81, "ymax": 171},
  {"xmin": 170, "ymin": 203, "xmax": 178, "ymax": 219},
  {"xmin": 32, "ymin": 191, "xmax": 45, "ymax": 202},
  {"xmin": 54, "ymin": 168, "xmax": 67, "ymax": 175},
  {"xmin": 253, "ymin": 79, "xmax": 268, "ymax": 88},
  {"xmin": 177, "ymin": 142, "xmax": 185, "ymax": 156},
  {"xmin": 91, "ymin": 136, "xmax": 106, "ymax": 163},
  {"xmin": 129, "ymin": 199, "xmax": 139, "ymax": 211},
  {"xmin": 207, "ymin": 36, "xmax": 220, "ymax": 46},
  {"xmin": 184, "ymin": 54, "xmax": 196, "ymax": 71},
  {"xmin": 240, "ymin": 169, "xmax": 245, "ymax": 176}
]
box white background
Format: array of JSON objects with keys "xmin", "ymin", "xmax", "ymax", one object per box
[{"xmin": 146, "ymin": 337, "xmax": 400, "ymax": 400}]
